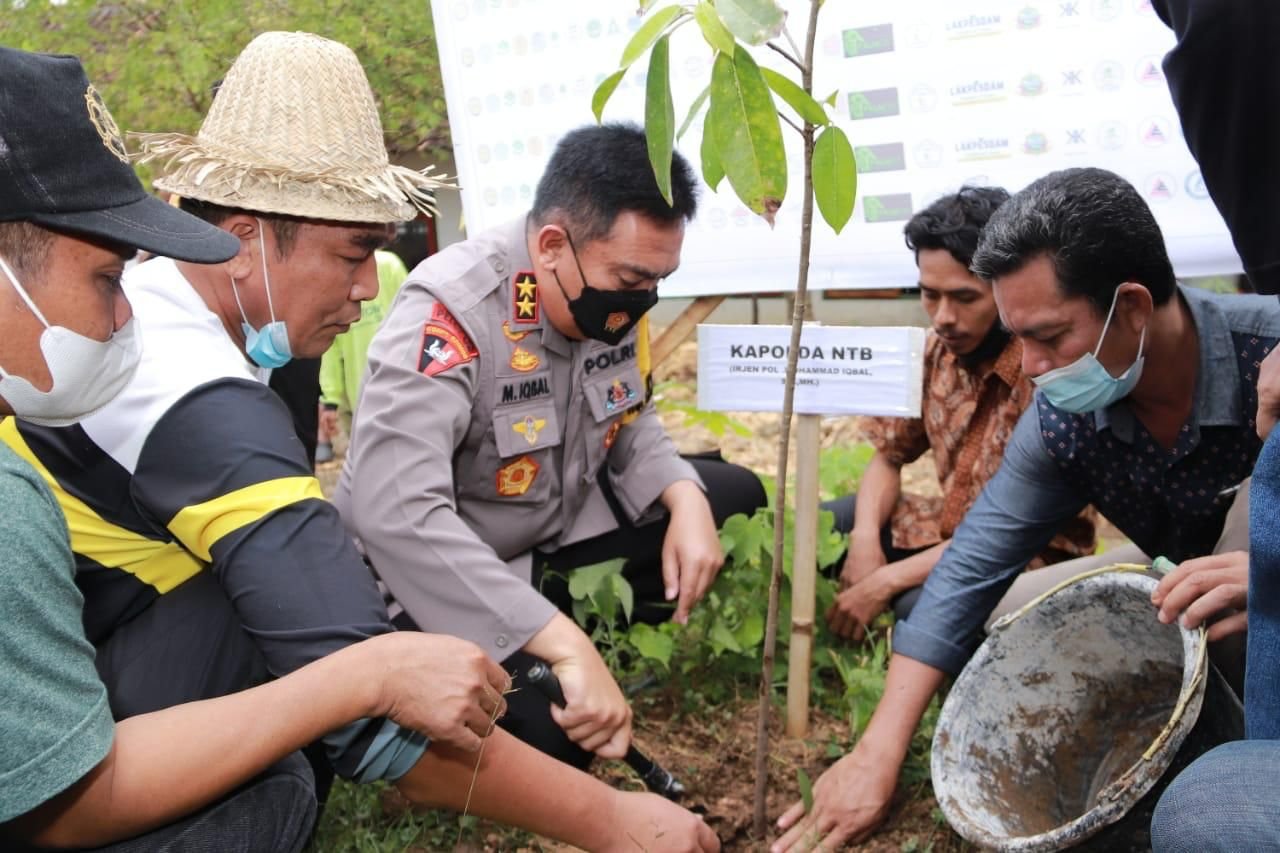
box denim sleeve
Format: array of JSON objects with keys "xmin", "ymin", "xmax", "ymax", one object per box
[{"xmin": 893, "ymin": 404, "xmax": 1089, "ymax": 675}]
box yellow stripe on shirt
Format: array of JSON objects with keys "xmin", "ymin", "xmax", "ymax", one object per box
[
  {"xmin": 0, "ymin": 420, "xmax": 203, "ymax": 593},
  {"xmin": 167, "ymin": 476, "xmax": 325, "ymax": 561}
]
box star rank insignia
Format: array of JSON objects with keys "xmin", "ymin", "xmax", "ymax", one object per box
[
  {"xmin": 509, "ymin": 346, "xmax": 540, "ymax": 373},
  {"xmin": 604, "ymin": 311, "xmax": 631, "ymax": 334},
  {"xmin": 513, "ymin": 415, "xmax": 547, "ymax": 445},
  {"xmin": 512, "ymin": 271, "xmax": 539, "ymax": 324},
  {"xmin": 496, "ymin": 455, "xmax": 540, "ymax": 496}
]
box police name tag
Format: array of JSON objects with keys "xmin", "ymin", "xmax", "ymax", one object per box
[{"xmin": 696, "ymin": 324, "xmax": 925, "ymax": 417}]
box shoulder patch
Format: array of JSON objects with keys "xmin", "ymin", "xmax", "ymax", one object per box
[
  {"xmin": 419, "ymin": 302, "xmax": 478, "ymax": 377},
  {"xmin": 512, "ymin": 271, "xmax": 539, "ymax": 324}
]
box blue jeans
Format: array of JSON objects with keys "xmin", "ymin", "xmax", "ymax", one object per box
[
  {"xmin": 1151, "ymin": 740, "xmax": 1280, "ymax": 851},
  {"xmin": 1248, "ymin": 427, "xmax": 1280, "ymax": 738}
]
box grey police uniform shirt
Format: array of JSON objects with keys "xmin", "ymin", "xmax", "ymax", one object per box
[{"xmin": 334, "ymin": 216, "xmax": 701, "ymax": 661}]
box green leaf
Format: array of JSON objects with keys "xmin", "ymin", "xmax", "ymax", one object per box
[
  {"xmin": 612, "ymin": 573, "xmax": 635, "ymax": 624},
  {"xmin": 638, "ymin": 0, "xmax": 662, "ymax": 11},
  {"xmin": 645, "ymin": 34, "xmax": 676, "ymax": 205},
  {"xmin": 813, "ymin": 124, "xmax": 856, "ymax": 234},
  {"xmin": 715, "ymin": 0, "xmax": 786, "ymax": 46},
  {"xmin": 708, "ymin": 49, "xmax": 787, "ymax": 223},
  {"xmin": 710, "ymin": 619, "xmax": 743, "ymax": 654},
  {"xmin": 694, "ymin": 0, "xmax": 736, "ymax": 55},
  {"xmin": 798, "ymin": 768, "xmax": 814, "ymax": 811},
  {"xmin": 620, "ymin": 4, "xmax": 684, "ymax": 69},
  {"xmin": 733, "ymin": 610, "xmax": 765, "ymax": 649},
  {"xmin": 592, "ymin": 68, "xmax": 627, "ymax": 123},
  {"xmin": 823, "ymin": 89, "xmax": 839, "ymax": 107},
  {"xmin": 700, "ymin": 107, "xmax": 726, "ymax": 190},
  {"xmin": 677, "ymin": 83, "xmax": 711, "ymax": 141},
  {"xmin": 760, "ymin": 67, "xmax": 828, "ymax": 126},
  {"xmin": 568, "ymin": 558, "xmax": 627, "ymax": 601},
  {"xmin": 629, "ymin": 623, "xmax": 674, "ymax": 668}
]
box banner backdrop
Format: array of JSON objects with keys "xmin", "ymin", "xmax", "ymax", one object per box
[{"xmin": 431, "ymin": 0, "xmax": 1240, "ymax": 297}]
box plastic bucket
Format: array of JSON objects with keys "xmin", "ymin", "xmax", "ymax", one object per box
[{"xmin": 931, "ymin": 566, "xmax": 1243, "ymax": 851}]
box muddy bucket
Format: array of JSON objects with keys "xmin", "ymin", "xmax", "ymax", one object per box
[{"xmin": 931, "ymin": 565, "xmax": 1243, "ymax": 851}]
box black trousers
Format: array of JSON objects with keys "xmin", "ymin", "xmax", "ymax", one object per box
[{"xmin": 499, "ymin": 452, "xmax": 766, "ymax": 769}]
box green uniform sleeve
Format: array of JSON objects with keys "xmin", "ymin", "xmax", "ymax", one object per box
[{"xmin": 0, "ymin": 444, "xmax": 114, "ymax": 823}]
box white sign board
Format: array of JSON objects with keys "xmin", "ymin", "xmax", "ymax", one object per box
[
  {"xmin": 697, "ymin": 325, "xmax": 925, "ymax": 416},
  {"xmin": 430, "ymin": 0, "xmax": 1240, "ymax": 297}
]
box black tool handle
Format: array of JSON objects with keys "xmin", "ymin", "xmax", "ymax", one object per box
[{"xmin": 526, "ymin": 661, "xmax": 685, "ymax": 801}]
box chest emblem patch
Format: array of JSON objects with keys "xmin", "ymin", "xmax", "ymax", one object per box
[
  {"xmin": 496, "ymin": 455, "xmax": 540, "ymax": 496},
  {"xmin": 605, "ymin": 378, "xmax": 638, "ymax": 411},
  {"xmin": 502, "ymin": 320, "xmax": 532, "ymax": 342},
  {"xmin": 513, "ymin": 415, "xmax": 547, "ymax": 445},
  {"xmin": 510, "ymin": 346, "xmax": 541, "ymax": 373}
]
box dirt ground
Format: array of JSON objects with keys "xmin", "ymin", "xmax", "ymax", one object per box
[{"xmin": 315, "ymin": 336, "xmax": 1125, "ymax": 850}]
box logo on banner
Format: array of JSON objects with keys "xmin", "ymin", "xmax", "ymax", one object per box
[
  {"xmin": 1135, "ymin": 57, "xmax": 1164, "ymax": 85},
  {"xmin": 909, "ymin": 84, "xmax": 937, "ymax": 113},
  {"xmin": 1141, "ymin": 118, "xmax": 1172, "ymax": 147},
  {"xmin": 945, "ymin": 13, "xmax": 1003, "ymax": 38},
  {"xmin": 1064, "ymin": 128, "xmax": 1089, "ymax": 154},
  {"xmin": 1019, "ymin": 73, "xmax": 1045, "ymax": 96},
  {"xmin": 1146, "ymin": 174, "xmax": 1176, "ymax": 202},
  {"xmin": 1098, "ymin": 121, "xmax": 1126, "ymax": 151},
  {"xmin": 914, "ymin": 140, "xmax": 945, "ymax": 168},
  {"xmin": 1093, "ymin": 0, "xmax": 1123, "ymax": 21},
  {"xmin": 1017, "ymin": 6, "xmax": 1041, "ymax": 28},
  {"xmin": 1059, "ymin": 1, "xmax": 1082, "ymax": 18},
  {"xmin": 842, "ymin": 24, "xmax": 895, "ymax": 58},
  {"xmin": 854, "ymin": 143, "xmax": 907, "ymax": 173},
  {"xmin": 848, "ymin": 87, "xmax": 900, "ymax": 120},
  {"xmin": 955, "ymin": 135, "xmax": 1012, "ymax": 161},
  {"xmin": 1024, "ymin": 132, "xmax": 1050, "ymax": 155},
  {"xmin": 862, "ymin": 193, "xmax": 914, "ymax": 223},
  {"xmin": 949, "ymin": 78, "xmax": 1006, "ymax": 106},
  {"xmin": 1095, "ymin": 60, "xmax": 1124, "ymax": 91},
  {"xmin": 1185, "ymin": 171, "xmax": 1209, "ymax": 200},
  {"xmin": 1060, "ymin": 68, "xmax": 1085, "ymax": 94}
]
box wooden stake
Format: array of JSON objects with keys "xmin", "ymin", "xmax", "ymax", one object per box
[
  {"xmin": 786, "ymin": 414, "xmax": 821, "ymax": 738},
  {"xmin": 650, "ymin": 294, "xmax": 725, "ymax": 367}
]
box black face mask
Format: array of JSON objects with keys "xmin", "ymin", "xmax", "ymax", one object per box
[
  {"xmin": 552, "ymin": 231, "xmax": 659, "ymax": 346},
  {"xmin": 957, "ymin": 320, "xmax": 1012, "ymax": 371}
]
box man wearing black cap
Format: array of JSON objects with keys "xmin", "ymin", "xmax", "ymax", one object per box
[
  {"xmin": 0, "ymin": 42, "xmax": 720, "ymax": 853},
  {"xmin": 0, "ymin": 46, "xmax": 518, "ymax": 853}
]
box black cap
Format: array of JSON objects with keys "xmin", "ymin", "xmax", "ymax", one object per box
[{"xmin": 0, "ymin": 46, "xmax": 239, "ymax": 263}]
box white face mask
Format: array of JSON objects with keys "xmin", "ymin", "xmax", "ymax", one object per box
[{"xmin": 0, "ymin": 255, "xmax": 142, "ymax": 427}]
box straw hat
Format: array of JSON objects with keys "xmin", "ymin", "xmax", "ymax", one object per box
[{"xmin": 133, "ymin": 31, "xmax": 447, "ymax": 223}]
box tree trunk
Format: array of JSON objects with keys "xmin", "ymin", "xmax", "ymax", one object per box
[{"xmin": 753, "ymin": 0, "xmax": 823, "ymax": 839}]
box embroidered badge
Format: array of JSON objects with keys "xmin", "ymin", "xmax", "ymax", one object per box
[
  {"xmin": 513, "ymin": 271, "xmax": 539, "ymax": 324},
  {"xmin": 604, "ymin": 420, "xmax": 622, "ymax": 449},
  {"xmin": 496, "ymin": 455, "xmax": 540, "ymax": 496},
  {"xmin": 84, "ymin": 85, "xmax": 129, "ymax": 164},
  {"xmin": 604, "ymin": 311, "xmax": 631, "ymax": 334},
  {"xmin": 509, "ymin": 346, "xmax": 540, "ymax": 373},
  {"xmin": 418, "ymin": 303, "xmax": 477, "ymax": 377},
  {"xmin": 605, "ymin": 378, "xmax": 637, "ymax": 411},
  {"xmin": 513, "ymin": 415, "xmax": 547, "ymax": 446},
  {"xmin": 502, "ymin": 320, "xmax": 532, "ymax": 342}
]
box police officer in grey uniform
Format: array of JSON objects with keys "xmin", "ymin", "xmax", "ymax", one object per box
[{"xmin": 335, "ymin": 123, "xmax": 766, "ymax": 769}]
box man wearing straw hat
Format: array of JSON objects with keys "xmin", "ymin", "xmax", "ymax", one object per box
[
  {"xmin": 773, "ymin": 167, "xmax": 1280, "ymax": 851},
  {"xmin": 2, "ymin": 32, "xmax": 718, "ymax": 852}
]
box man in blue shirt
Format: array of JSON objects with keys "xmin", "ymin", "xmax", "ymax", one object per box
[{"xmin": 773, "ymin": 167, "xmax": 1280, "ymax": 851}]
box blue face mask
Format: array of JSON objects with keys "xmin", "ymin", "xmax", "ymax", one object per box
[
  {"xmin": 1032, "ymin": 287, "xmax": 1146, "ymax": 414},
  {"xmin": 231, "ymin": 218, "xmax": 293, "ymax": 369}
]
